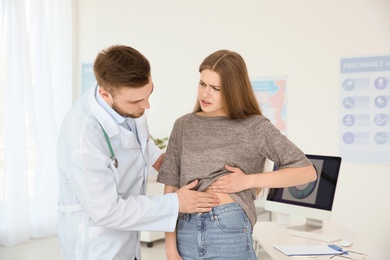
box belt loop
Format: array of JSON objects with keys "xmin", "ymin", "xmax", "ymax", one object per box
[{"xmin": 210, "ymin": 209, "xmax": 214, "ymax": 221}]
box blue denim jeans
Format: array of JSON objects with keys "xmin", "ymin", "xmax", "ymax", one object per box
[{"xmin": 177, "ymin": 202, "xmax": 257, "ymax": 260}]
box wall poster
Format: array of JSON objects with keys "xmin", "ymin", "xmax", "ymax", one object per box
[
  {"xmin": 340, "ymin": 55, "xmax": 390, "ymax": 164},
  {"xmin": 81, "ymin": 63, "xmax": 96, "ymax": 96},
  {"xmin": 251, "ymin": 77, "xmax": 287, "ymax": 135}
]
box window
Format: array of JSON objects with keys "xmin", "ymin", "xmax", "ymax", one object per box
[{"xmin": 0, "ymin": 1, "xmax": 72, "ymax": 244}]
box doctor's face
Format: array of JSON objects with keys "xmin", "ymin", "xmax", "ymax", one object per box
[{"xmin": 100, "ymin": 81, "xmax": 153, "ymax": 118}]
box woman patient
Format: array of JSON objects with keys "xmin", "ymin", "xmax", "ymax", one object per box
[{"xmin": 157, "ymin": 49, "xmax": 316, "ymax": 260}]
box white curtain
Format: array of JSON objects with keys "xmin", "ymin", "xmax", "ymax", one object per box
[{"xmin": 0, "ymin": 0, "xmax": 72, "ymax": 246}]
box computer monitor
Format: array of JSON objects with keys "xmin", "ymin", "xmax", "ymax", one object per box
[{"xmin": 264, "ymin": 154, "xmax": 342, "ymax": 231}]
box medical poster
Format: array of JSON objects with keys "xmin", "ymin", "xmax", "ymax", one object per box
[
  {"xmin": 81, "ymin": 63, "xmax": 96, "ymax": 95},
  {"xmin": 340, "ymin": 55, "xmax": 390, "ymax": 164},
  {"xmin": 251, "ymin": 77, "xmax": 287, "ymax": 134}
]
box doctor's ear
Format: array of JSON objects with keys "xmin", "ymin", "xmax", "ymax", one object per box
[{"xmin": 99, "ymin": 87, "xmax": 114, "ymax": 104}]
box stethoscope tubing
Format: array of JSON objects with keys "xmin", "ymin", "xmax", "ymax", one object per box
[{"xmin": 98, "ymin": 123, "xmax": 118, "ymax": 168}]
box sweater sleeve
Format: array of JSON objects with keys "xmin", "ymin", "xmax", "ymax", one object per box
[
  {"xmin": 157, "ymin": 117, "xmax": 183, "ymax": 188},
  {"xmin": 252, "ymin": 116, "xmax": 311, "ymax": 168}
]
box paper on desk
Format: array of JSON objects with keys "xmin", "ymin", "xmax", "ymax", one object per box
[{"xmin": 273, "ymin": 244, "xmax": 342, "ymax": 256}]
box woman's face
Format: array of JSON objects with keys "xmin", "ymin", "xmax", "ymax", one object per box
[{"xmin": 197, "ymin": 69, "xmax": 226, "ymax": 117}]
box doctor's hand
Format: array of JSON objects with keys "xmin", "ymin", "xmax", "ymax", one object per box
[
  {"xmin": 207, "ymin": 165, "xmax": 250, "ymax": 194},
  {"xmin": 176, "ymin": 180, "xmax": 220, "ymax": 213}
]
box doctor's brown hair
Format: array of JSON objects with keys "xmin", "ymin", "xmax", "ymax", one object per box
[
  {"xmin": 194, "ymin": 50, "xmax": 262, "ymax": 120},
  {"xmin": 93, "ymin": 45, "xmax": 150, "ymax": 95}
]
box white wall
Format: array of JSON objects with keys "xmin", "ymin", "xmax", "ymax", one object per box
[{"xmin": 76, "ymin": 0, "xmax": 390, "ymax": 254}]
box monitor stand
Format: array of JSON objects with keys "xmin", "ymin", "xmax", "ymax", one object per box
[{"xmin": 287, "ymin": 218, "xmax": 323, "ymax": 232}]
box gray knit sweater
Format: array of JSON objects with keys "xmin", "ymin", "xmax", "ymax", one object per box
[{"xmin": 157, "ymin": 112, "xmax": 311, "ymax": 227}]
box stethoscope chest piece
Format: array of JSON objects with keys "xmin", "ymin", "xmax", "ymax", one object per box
[{"xmin": 110, "ymin": 156, "xmax": 118, "ymax": 168}]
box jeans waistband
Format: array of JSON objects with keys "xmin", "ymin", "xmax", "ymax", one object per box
[{"xmin": 184, "ymin": 202, "xmax": 241, "ymax": 220}]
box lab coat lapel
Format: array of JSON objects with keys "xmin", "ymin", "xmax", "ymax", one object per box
[
  {"xmin": 88, "ymin": 84, "xmax": 119, "ymax": 137},
  {"xmin": 134, "ymin": 117, "xmax": 148, "ymax": 155}
]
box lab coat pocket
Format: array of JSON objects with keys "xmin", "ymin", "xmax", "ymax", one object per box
[
  {"xmin": 88, "ymin": 226, "xmax": 128, "ymax": 259},
  {"xmin": 120, "ymin": 129, "xmax": 141, "ymax": 149}
]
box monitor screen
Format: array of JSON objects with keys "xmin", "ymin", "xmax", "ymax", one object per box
[{"xmin": 264, "ymin": 154, "xmax": 342, "ymax": 231}]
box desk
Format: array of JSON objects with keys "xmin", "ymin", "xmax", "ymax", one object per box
[{"xmin": 253, "ymin": 221, "xmax": 383, "ymax": 259}]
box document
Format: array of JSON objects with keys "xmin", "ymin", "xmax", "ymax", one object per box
[{"xmin": 273, "ymin": 244, "xmax": 343, "ymax": 256}]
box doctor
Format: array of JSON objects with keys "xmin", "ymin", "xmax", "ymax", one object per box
[{"xmin": 57, "ymin": 45, "xmax": 220, "ymax": 260}]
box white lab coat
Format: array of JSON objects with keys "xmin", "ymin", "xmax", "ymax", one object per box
[{"xmin": 57, "ymin": 85, "xmax": 179, "ymax": 260}]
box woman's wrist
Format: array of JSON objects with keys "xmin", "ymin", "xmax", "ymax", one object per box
[
  {"xmin": 247, "ymin": 174, "xmax": 257, "ymax": 189},
  {"xmin": 248, "ymin": 173, "xmax": 265, "ymax": 189}
]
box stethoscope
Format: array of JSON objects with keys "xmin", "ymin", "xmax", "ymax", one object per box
[{"xmin": 99, "ymin": 123, "xmax": 118, "ymax": 168}]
